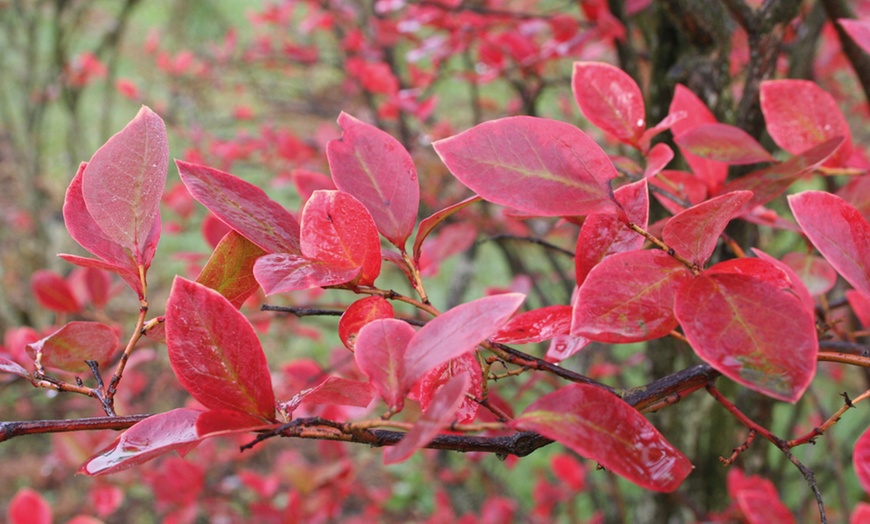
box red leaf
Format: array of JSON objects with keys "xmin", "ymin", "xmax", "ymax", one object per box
[
  {"xmin": 383, "ymin": 374, "xmax": 469, "ymax": 464},
  {"xmin": 289, "ymin": 169, "xmax": 336, "ymax": 206},
  {"xmin": 855, "ymin": 425, "xmax": 870, "ymax": 494},
  {"xmin": 417, "ymin": 352, "xmax": 482, "ymax": 424},
  {"xmin": 196, "ymin": 230, "xmax": 267, "ymax": 308},
  {"xmin": 327, "ymin": 112, "xmax": 419, "ymax": 248},
  {"xmin": 642, "ymin": 143, "xmax": 673, "ymax": 178},
  {"xmin": 433, "ymin": 117, "xmax": 617, "ymax": 217},
  {"xmin": 846, "ymin": 290, "xmax": 870, "ymax": 328},
  {"xmin": 662, "ymin": 191, "xmax": 752, "ymax": 266},
  {"xmin": 195, "ymin": 409, "xmax": 278, "ymax": 438},
  {"xmin": 551, "ymin": 453, "xmax": 586, "ymax": 491},
  {"xmin": 25, "ymin": 321, "xmax": 118, "ymax": 373},
  {"xmin": 850, "ymin": 503, "xmax": 870, "ymax": 524},
  {"xmin": 176, "ymin": 160, "xmax": 301, "ymax": 254},
  {"xmin": 781, "ymin": 252, "xmax": 837, "ymax": 297},
  {"xmin": 572, "ymin": 250, "xmax": 693, "ymax": 342},
  {"xmin": 575, "ymin": 179, "xmax": 648, "ymax": 286},
  {"xmin": 675, "ymin": 272, "xmax": 817, "ymax": 402},
  {"xmin": 511, "ymin": 384, "xmax": 692, "ymax": 492},
  {"xmin": 841, "ymin": 19, "xmax": 870, "ymax": 54},
  {"xmin": 0, "ymin": 357, "xmax": 31, "ymax": 381},
  {"xmin": 572, "ymin": 62, "xmax": 645, "ymax": 146},
  {"xmin": 354, "ymin": 318, "xmax": 416, "ymax": 410},
  {"xmin": 338, "ymin": 296, "xmax": 395, "ymax": 350},
  {"xmin": 414, "ymin": 196, "xmax": 482, "ymax": 263},
  {"xmin": 404, "ymin": 293, "xmax": 525, "ymax": 388},
  {"xmin": 736, "ymin": 489, "xmax": 796, "ymax": 524},
  {"xmin": 31, "ymin": 269, "xmax": 80, "ymax": 313},
  {"xmin": 165, "ymin": 277, "xmax": 276, "ymax": 419},
  {"xmin": 80, "ymin": 408, "xmax": 202, "ymax": 476},
  {"xmin": 748, "ymin": 250, "xmax": 815, "ymax": 313},
  {"xmin": 761, "ymin": 80, "xmax": 852, "ymax": 166},
  {"xmin": 675, "ymin": 123, "xmax": 774, "ymax": 165},
  {"xmin": 253, "ymin": 253, "xmax": 360, "ymax": 295},
  {"xmin": 492, "ymin": 305, "xmax": 573, "ymax": 344},
  {"xmin": 650, "ymin": 170, "xmax": 707, "ymax": 215},
  {"xmin": 300, "ymin": 190, "xmax": 381, "ymax": 286},
  {"xmin": 789, "ymin": 191, "xmax": 870, "ymax": 298},
  {"xmin": 668, "ymin": 84, "xmax": 727, "ymax": 192},
  {"xmin": 80, "ymin": 106, "xmax": 166, "ymax": 265},
  {"xmin": 71, "ymin": 266, "xmax": 112, "ymax": 308},
  {"xmin": 284, "ymin": 376, "xmax": 375, "ymax": 412},
  {"xmin": 419, "ymin": 222, "xmax": 478, "ymax": 277},
  {"xmin": 546, "ymin": 335, "xmax": 591, "ymax": 362},
  {"xmin": 8, "ymin": 488, "xmax": 52, "ymax": 524},
  {"xmin": 720, "ymin": 137, "xmax": 843, "ymax": 213},
  {"xmin": 639, "ymin": 111, "xmax": 686, "ymax": 153},
  {"xmin": 57, "ymin": 254, "xmax": 141, "ymax": 298}
]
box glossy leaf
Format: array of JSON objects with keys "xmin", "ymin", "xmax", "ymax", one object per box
[
  {"xmin": 176, "ymin": 160, "xmax": 301, "ymax": 254},
  {"xmin": 675, "ymin": 123, "xmax": 773, "ymax": 165},
  {"xmin": 433, "ymin": 116, "xmax": 617, "ymax": 217},
  {"xmin": 492, "ymin": 305, "xmax": 572, "ymax": 344},
  {"xmin": 668, "ymin": 84, "xmax": 727, "ymax": 192},
  {"xmin": 25, "ymin": 321, "xmax": 118, "ymax": 374},
  {"xmin": 575, "ymin": 179, "xmax": 648, "ymax": 285},
  {"xmin": 855, "ymin": 424, "xmax": 870, "ymax": 493},
  {"xmin": 761, "ymin": 80, "xmax": 852, "ymax": 165},
  {"xmin": 414, "ymin": 196, "xmax": 482, "ymax": 263},
  {"xmin": 572, "ymin": 61, "xmax": 645, "ymax": 146},
  {"xmin": 80, "ymin": 408, "xmax": 202, "ymax": 476},
  {"xmin": 327, "ymin": 112, "xmax": 419, "ymax": 248},
  {"xmin": 81, "ymin": 106, "xmax": 167, "ymax": 264},
  {"xmin": 720, "ymin": 137, "xmax": 843, "ymax": 213},
  {"xmin": 165, "ymin": 277, "xmax": 276, "ymax": 420},
  {"xmin": 383, "ymin": 374, "xmax": 469, "ymax": 464},
  {"xmin": 417, "ymin": 352, "xmax": 482, "ymax": 424},
  {"xmin": 749, "ymin": 250, "xmax": 814, "ymax": 313},
  {"xmin": 546, "ymin": 335, "xmax": 591, "ymax": 362},
  {"xmin": 254, "ymin": 253, "xmax": 360, "ymax": 295},
  {"xmin": 512, "ymin": 383, "xmax": 692, "ymax": 492},
  {"xmin": 300, "ymin": 190, "xmax": 381, "ymax": 286},
  {"xmin": 354, "ymin": 318, "xmax": 416, "ymax": 410},
  {"xmin": 8, "ymin": 488, "xmax": 52, "ymax": 524},
  {"xmin": 840, "ymin": 19, "xmax": 870, "ymax": 55},
  {"xmin": 572, "ymin": 250, "xmax": 693, "ymax": 343},
  {"xmin": 789, "ymin": 191, "xmax": 870, "ymax": 298},
  {"xmin": 675, "ymin": 272, "xmax": 817, "ymax": 402},
  {"xmin": 404, "ymin": 293, "xmax": 525, "ymax": 388},
  {"xmin": 31, "ymin": 269, "xmax": 79, "ymax": 313},
  {"xmin": 196, "ymin": 230, "xmax": 266, "ymax": 308},
  {"xmin": 662, "ymin": 191, "xmax": 752, "ymax": 266},
  {"xmin": 338, "ymin": 296, "xmax": 395, "ymax": 351}
]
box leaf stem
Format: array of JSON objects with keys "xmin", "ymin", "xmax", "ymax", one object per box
[{"xmin": 626, "ymin": 222, "xmax": 700, "ymax": 274}]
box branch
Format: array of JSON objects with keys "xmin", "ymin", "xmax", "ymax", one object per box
[{"xmin": 0, "ymin": 415, "xmax": 151, "ymax": 443}]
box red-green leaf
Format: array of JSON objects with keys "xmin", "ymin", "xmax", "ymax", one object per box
[
  {"xmin": 31, "ymin": 269, "xmax": 80, "ymax": 313},
  {"xmin": 383, "ymin": 374, "xmax": 469, "ymax": 464},
  {"xmin": 80, "ymin": 408, "xmax": 202, "ymax": 476},
  {"xmin": 327, "ymin": 112, "xmax": 419, "ymax": 249},
  {"xmin": 8, "ymin": 488, "xmax": 52, "ymax": 524},
  {"xmin": 572, "ymin": 62, "xmax": 645, "ymax": 146},
  {"xmin": 492, "ymin": 305, "xmax": 572, "ymax": 344},
  {"xmin": 720, "ymin": 137, "xmax": 843, "ymax": 213},
  {"xmin": 417, "ymin": 352, "xmax": 482, "ymax": 424},
  {"xmin": 253, "ymin": 253, "xmax": 360, "ymax": 295},
  {"xmin": 572, "ymin": 250, "xmax": 693, "ymax": 343},
  {"xmin": 511, "ymin": 384, "xmax": 692, "ymax": 492},
  {"xmin": 80, "ymin": 106, "xmax": 167, "ymax": 264},
  {"xmin": 413, "ymin": 196, "xmax": 482, "ymax": 263},
  {"xmin": 668, "ymin": 84, "xmax": 727, "ymax": 192},
  {"xmin": 196, "ymin": 230, "xmax": 266, "ymax": 308},
  {"xmin": 433, "ymin": 116, "xmax": 617, "ymax": 217},
  {"xmin": 675, "ymin": 272, "xmax": 817, "ymax": 402},
  {"xmin": 789, "ymin": 191, "xmax": 870, "ymax": 298},
  {"xmin": 575, "ymin": 179, "xmax": 648, "ymax": 286},
  {"xmin": 761, "ymin": 80, "xmax": 852, "ymax": 166},
  {"xmin": 176, "ymin": 160, "xmax": 301, "ymax": 254},
  {"xmin": 662, "ymin": 191, "xmax": 752, "ymax": 266},
  {"xmin": 338, "ymin": 296, "xmax": 395, "ymax": 351},
  {"xmin": 301, "ymin": 190, "xmax": 381, "ymax": 286},
  {"xmin": 25, "ymin": 321, "xmax": 118, "ymax": 374},
  {"xmin": 404, "ymin": 293, "xmax": 525, "ymax": 388},
  {"xmin": 855, "ymin": 426, "xmax": 870, "ymax": 493},
  {"xmin": 354, "ymin": 318, "xmax": 416, "ymax": 410},
  {"xmin": 675, "ymin": 123, "xmax": 774, "ymax": 165},
  {"xmin": 165, "ymin": 277, "xmax": 276, "ymax": 420}
]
